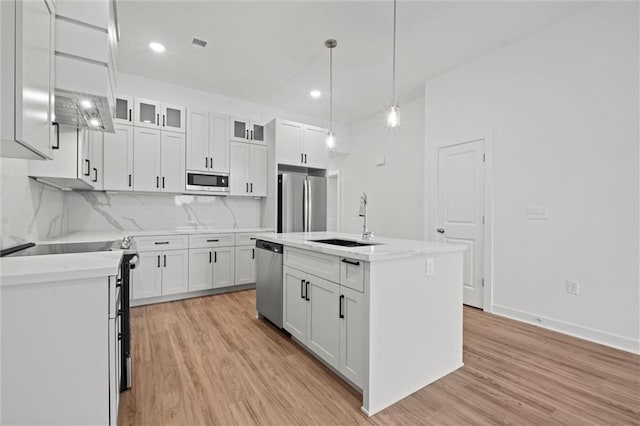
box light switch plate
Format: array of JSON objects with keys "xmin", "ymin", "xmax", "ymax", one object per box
[
  {"xmin": 527, "ymin": 206, "xmax": 549, "ymax": 220},
  {"xmin": 426, "ymin": 257, "xmax": 434, "ymax": 276}
]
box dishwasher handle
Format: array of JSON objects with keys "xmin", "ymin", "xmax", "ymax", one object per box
[{"xmin": 255, "ymin": 239, "xmax": 283, "ymax": 253}]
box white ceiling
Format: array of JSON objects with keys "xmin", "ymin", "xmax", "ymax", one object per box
[{"xmin": 116, "ymin": 1, "xmax": 593, "ymax": 124}]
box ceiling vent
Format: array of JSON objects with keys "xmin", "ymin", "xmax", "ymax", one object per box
[{"xmin": 192, "ymin": 37, "xmax": 207, "ymax": 48}]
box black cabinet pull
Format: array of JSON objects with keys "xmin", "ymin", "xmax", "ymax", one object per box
[
  {"xmin": 84, "ymin": 159, "xmax": 90, "ymax": 176},
  {"xmin": 164, "ymin": 255, "xmax": 167, "ymax": 267},
  {"xmin": 339, "ymin": 295, "xmax": 345, "ymax": 318},
  {"xmin": 128, "ymin": 174, "xmax": 132, "ymax": 187},
  {"xmin": 205, "ymin": 157, "xmax": 208, "ymax": 168},
  {"xmin": 157, "ymin": 255, "xmax": 160, "ymax": 268},
  {"xmin": 300, "ymin": 279, "xmax": 305, "ymax": 299},
  {"xmin": 250, "ymin": 182, "xmax": 253, "ymax": 193},
  {"xmin": 156, "ymin": 176, "xmax": 159, "ymax": 188},
  {"xmin": 304, "ymin": 154, "xmax": 307, "ymax": 164},
  {"xmin": 154, "ymin": 241, "xmax": 169, "ymax": 245},
  {"xmin": 128, "ymin": 108, "xmax": 132, "ymax": 122},
  {"xmin": 214, "ymin": 251, "xmax": 217, "ymax": 263},
  {"xmin": 210, "ymin": 157, "xmax": 213, "ymax": 167},
  {"xmin": 246, "ymin": 182, "xmax": 249, "ymax": 193},
  {"xmin": 245, "ymin": 129, "xmax": 249, "ymax": 139},
  {"xmin": 162, "ymin": 177, "xmax": 165, "ymax": 188},
  {"xmin": 250, "ymin": 129, "xmax": 253, "ymax": 140},
  {"xmin": 305, "ymin": 281, "xmax": 310, "ymax": 301},
  {"xmin": 92, "ymin": 168, "xmax": 98, "ymax": 182},
  {"xmin": 209, "ymin": 251, "xmax": 212, "ymax": 263},
  {"xmin": 156, "ymin": 113, "xmax": 159, "ymax": 126},
  {"xmin": 341, "ymin": 258, "xmax": 360, "ymax": 266},
  {"xmin": 52, "ymin": 122, "xmax": 60, "ymax": 149},
  {"xmin": 252, "ymin": 248, "xmax": 255, "ymax": 259},
  {"xmin": 301, "ymin": 153, "xmax": 304, "ymax": 163},
  {"xmin": 206, "ymin": 239, "xmax": 219, "ymax": 242},
  {"xmin": 162, "ymin": 114, "xmax": 165, "ymax": 127}
]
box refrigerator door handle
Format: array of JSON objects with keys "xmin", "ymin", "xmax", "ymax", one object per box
[
  {"xmin": 307, "ymin": 178, "xmax": 312, "ymax": 232},
  {"xmin": 302, "ymin": 178, "xmax": 306, "ymax": 232}
]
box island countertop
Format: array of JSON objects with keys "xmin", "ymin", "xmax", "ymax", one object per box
[{"xmin": 254, "ymin": 231, "xmax": 465, "ymax": 262}]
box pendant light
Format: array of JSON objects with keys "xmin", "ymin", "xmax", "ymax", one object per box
[
  {"xmin": 325, "ymin": 39, "xmax": 337, "ymax": 149},
  {"xmin": 387, "ymin": 0, "xmax": 400, "ymax": 128}
]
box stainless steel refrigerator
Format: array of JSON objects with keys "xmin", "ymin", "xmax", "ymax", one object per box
[{"xmin": 278, "ymin": 172, "xmax": 327, "ymax": 233}]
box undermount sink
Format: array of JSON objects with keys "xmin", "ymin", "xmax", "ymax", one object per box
[{"xmin": 310, "ymin": 238, "xmax": 379, "ymax": 247}]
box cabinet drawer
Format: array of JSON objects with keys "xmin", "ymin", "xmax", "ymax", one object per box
[
  {"xmin": 284, "ymin": 247, "xmax": 339, "ymax": 283},
  {"xmin": 340, "ymin": 257, "xmax": 365, "ymax": 293},
  {"xmin": 189, "ymin": 233, "xmax": 235, "ymax": 249},
  {"xmin": 235, "ymin": 232, "xmax": 259, "ymax": 246},
  {"xmin": 134, "ymin": 235, "xmax": 188, "ymax": 252}
]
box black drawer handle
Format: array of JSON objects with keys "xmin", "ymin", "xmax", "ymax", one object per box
[
  {"xmin": 300, "ymin": 279, "xmax": 305, "ymax": 299},
  {"xmin": 52, "ymin": 122, "xmax": 60, "ymax": 149},
  {"xmin": 339, "ymin": 294, "xmax": 344, "ymax": 319},
  {"xmin": 154, "ymin": 241, "xmax": 169, "ymax": 245},
  {"xmin": 305, "ymin": 281, "xmax": 310, "ymax": 301},
  {"xmin": 84, "ymin": 159, "xmax": 90, "ymax": 176},
  {"xmin": 206, "ymin": 239, "xmax": 219, "ymax": 242},
  {"xmin": 341, "ymin": 258, "xmax": 360, "ymax": 266},
  {"xmin": 92, "ymin": 168, "xmax": 98, "ymax": 182},
  {"xmin": 250, "ymin": 237, "xmax": 256, "ymax": 240}
]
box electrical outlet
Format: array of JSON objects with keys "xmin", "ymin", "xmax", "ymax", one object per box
[
  {"xmin": 566, "ymin": 280, "xmax": 579, "ymax": 296},
  {"xmin": 527, "ymin": 206, "xmax": 549, "ymax": 220},
  {"xmin": 426, "ymin": 257, "xmax": 434, "ymax": 276}
]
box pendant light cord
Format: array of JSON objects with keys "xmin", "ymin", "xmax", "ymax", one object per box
[
  {"xmin": 329, "ymin": 46, "xmax": 333, "ymax": 134},
  {"xmin": 392, "ymin": 0, "xmax": 397, "ymax": 106}
]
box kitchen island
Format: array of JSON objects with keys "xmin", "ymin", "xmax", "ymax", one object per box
[{"xmin": 255, "ymin": 232, "xmax": 466, "ymax": 416}]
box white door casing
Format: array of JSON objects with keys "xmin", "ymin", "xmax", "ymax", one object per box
[{"xmin": 437, "ymin": 139, "xmax": 485, "ymax": 308}]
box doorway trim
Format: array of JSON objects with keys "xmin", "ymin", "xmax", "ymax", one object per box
[{"xmin": 437, "ymin": 133, "xmax": 494, "ymax": 312}]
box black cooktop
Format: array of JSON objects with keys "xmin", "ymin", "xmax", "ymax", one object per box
[{"xmin": 0, "ymin": 241, "xmax": 118, "ymax": 257}]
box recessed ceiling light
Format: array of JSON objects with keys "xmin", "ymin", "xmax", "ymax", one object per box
[
  {"xmin": 310, "ymin": 89, "xmax": 322, "ymax": 99},
  {"xmin": 89, "ymin": 118, "xmax": 101, "ymax": 127},
  {"xmin": 149, "ymin": 42, "xmax": 165, "ymax": 53},
  {"xmin": 80, "ymin": 99, "xmax": 92, "ymax": 109}
]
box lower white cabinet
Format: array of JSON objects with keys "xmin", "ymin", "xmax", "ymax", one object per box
[
  {"xmin": 235, "ymin": 245, "xmax": 256, "ymax": 285},
  {"xmin": 132, "ymin": 249, "xmax": 188, "ymax": 299},
  {"xmin": 283, "ymin": 262, "xmax": 364, "ymax": 387},
  {"xmin": 188, "ymin": 246, "xmax": 235, "ymax": 291}
]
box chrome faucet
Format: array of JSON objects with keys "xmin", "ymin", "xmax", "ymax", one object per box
[{"xmin": 359, "ymin": 193, "xmax": 374, "ymax": 240}]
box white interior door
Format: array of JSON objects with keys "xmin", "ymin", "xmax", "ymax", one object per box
[{"xmin": 437, "ymin": 139, "xmax": 485, "ymax": 308}]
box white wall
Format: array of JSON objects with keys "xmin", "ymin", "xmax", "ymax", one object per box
[
  {"xmin": 425, "ymin": 3, "xmax": 639, "ymax": 352},
  {"xmin": 0, "ymin": 159, "xmax": 66, "ymax": 249},
  {"xmin": 340, "ymin": 97, "xmax": 425, "ymax": 240}
]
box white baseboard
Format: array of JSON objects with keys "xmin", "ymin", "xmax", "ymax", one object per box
[{"xmin": 491, "ymin": 304, "xmax": 639, "ymax": 355}]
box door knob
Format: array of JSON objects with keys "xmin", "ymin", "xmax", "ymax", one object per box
[{"xmin": 437, "ymin": 228, "xmax": 445, "ymax": 234}]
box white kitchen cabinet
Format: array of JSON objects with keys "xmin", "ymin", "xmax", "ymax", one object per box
[
  {"xmin": 235, "ymin": 245, "xmax": 256, "ymax": 285},
  {"xmin": 339, "ymin": 286, "xmax": 364, "ymax": 387},
  {"xmin": 230, "ymin": 118, "xmax": 265, "ymax": 144},
  {"xmin": 186, "ymin": 110, "xmax": 229, "ymax": 173},
  {"xmin": 133, "ymin": 127, "xmax": 161, "ymax": 191},
  {"xmin": 132, "ymin": 251, "xmax": 163, "ymax": 299},
  {"xmin": 160, "ymin": 250, "xmax": 189, "ymax": 295},
  {"xmin": 160, "ymin": 131, "xmax": 186, "ymax": 192},
  {"xmin": 212, "ymin": 247, "xmax": 235, "ymax": 288},
  {"xmin": 103, "ymin": 124, "xmax": 134, "ymax": 191},
  {"xmin": 230, "ymin": 142, "xmax": 267, "ymax": 197},
  {"xmin": 306, "ymin": 276, "xmax": 341, "ymax": 370},
  {"xmin": 188, "ymin": 248, "xmax": 214, "ymax": 291},
  {"xmin": 113, "ymin": 94, "xmax": 134, "ymax": 125},
  {"xmin": 82, "ymin": 129, "xmax": 103, "ymax": 190},
  {"xmin": 0, "ymin": 0, "xmax": 56, "ymax": 160},
  {"xmin": 134, "ymin": 97, "xmax": 185, "ymax": 133},
  {"xmin": 132, "ymin": 249, "xmax": 188, "ymax": 299},
  {"xmin": 274, "ymin": 119, "xmax": 328, "ymax": 169},
  {"xmin": 283, "ymin": 266, "xmax": 308, "ymax": 342}
]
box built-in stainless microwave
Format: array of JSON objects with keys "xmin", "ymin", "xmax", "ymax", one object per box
[{"xmin": 186, "ymin": 171, "xmax": 229, "ymax": 193}]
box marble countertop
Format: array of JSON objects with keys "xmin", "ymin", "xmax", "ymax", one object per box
[
  {"xmin": 37, "ymin": 227, "xmax": 275, "ymax": 244},
  {"xmin": 254, "ymin": 232, "xmax": 466, "ymax": 262},
  {"xmin": 0, "ymin": 251, "xmax": 123, "ymax": 287}
]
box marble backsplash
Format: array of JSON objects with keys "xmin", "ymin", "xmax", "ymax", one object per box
[
  {"xmin": 64, "ymin": 191, "xmax": 262, "ymax": 233},
  {"xmin": 0, "ymin": 158, "xmax": 66, "ymax": 250}
]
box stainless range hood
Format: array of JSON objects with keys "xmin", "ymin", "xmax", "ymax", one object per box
[{"xmin": 54, "ymin": 4, "xmax": 118, "ymax": 133}]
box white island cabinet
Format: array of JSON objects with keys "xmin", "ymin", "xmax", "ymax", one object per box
[{"xmin": 258, "ymin": 231, "xmax": 465, "ymax": 416}]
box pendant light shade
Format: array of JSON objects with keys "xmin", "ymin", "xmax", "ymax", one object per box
[
  {"xmin": 387, "ymin": 0, "xmax": 400, "ymax": 128},
  {"xmin": 325, "ymin": 39, "xmax": 337, "ymax": 148}
]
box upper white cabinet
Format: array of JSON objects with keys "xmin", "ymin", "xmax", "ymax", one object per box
[
  {"xmin": 229, "ymin": 142, "xmax": 267, "ymax": 197},
  {"xmin": 134, "ymin": 98, "xmax": 185, "ymax": 133},
  {"xmin": 272, "ymin": 119, "xmax": 328, "ymax": 169},
  {"xmin": 113, "ymin": 95, "xmax": 134, "ymax": 126},
  {"xmin": 230, "ymin": 118, "xmax": 265, "ymax": 144},
  {"xmin": 103, "ymin": 124, "xmax": 134, "ymax": 191},
  {"xmin": 0, "ymin": 0, "xmax": 56, "ymax": 160},
  {"xmin": 132, "ymin": 127, "xmax": 185, "ymax": 192},
  {"xmin": 186, "ymin": 110, "xmax": 229, "ymax": 173}
]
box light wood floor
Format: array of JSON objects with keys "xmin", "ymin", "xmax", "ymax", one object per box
[{"xmin": 118, "ymin": 289, "xmax": 640, "ymax": 425}]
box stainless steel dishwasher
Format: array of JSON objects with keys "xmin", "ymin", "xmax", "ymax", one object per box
[{"xmin": 255, "ymin": 239, "xmax": 283, "ymax": 328}]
